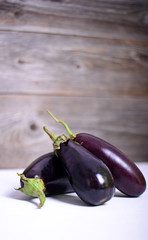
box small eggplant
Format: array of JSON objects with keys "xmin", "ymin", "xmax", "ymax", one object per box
[
  {"xmin": 22, "ymin": 152, "xmax": 73, "ymax": 195},
  {"xmin": 43, "ymin": 127, "xmax": 115, "ymax": 206},
  {"xmin": 47, "ymin": 111, "xmax": 146, "ymax": 197},
  {"xmin": 16, "ymin": 152, "xmax": 73, "ymax": 207}
]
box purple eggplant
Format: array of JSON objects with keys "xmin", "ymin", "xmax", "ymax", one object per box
[
  {"xmin": 74, "ymin": 133, "xmax": 146, "ymax": 197},
  {"xmin": 21, "ymin": 152, "xmax": 73, "ymax": 196},
  {"xmin": 43, "ymin": 127, "xmax": 115, "ymax": 206},
  {"xmin": 47, "ymin": 111, "xmax": 146, "ymax": 197}
]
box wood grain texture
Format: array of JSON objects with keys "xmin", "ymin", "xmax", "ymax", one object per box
[
  {"xmin": 0, "ymin": 0, "xmax": 148, "ymax": 168},
  {"xmin": 0, "ymin": 0, "xmax": 148, "ymax": 41},
  {"xmin": 0, "ymin": 31, "xmax": 148, "ymax": 97}
]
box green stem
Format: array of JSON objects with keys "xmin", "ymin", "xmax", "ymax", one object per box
[
  {"xmin": 16, "ymin": 173, "xmax": 46, "ymax": 207},
  {"xmin": 47, "ymin": 111, "xmax": 76, "ymax": 139},
  {"xmin": 43, "ymin": 126, "xmax": 58, "ymax": 142},
  {"xmin": 43, "ymin": 125, "xmax": 68, "ymax": 151}
]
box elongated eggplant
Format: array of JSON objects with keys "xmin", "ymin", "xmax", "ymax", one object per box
[
  {"xmin": 74, "ymin": 133, "xmax": 146, "ymax": 197},
  {"xmin": 43, "ymin": 127, "xmax": 115, "ymax": 206},
  {"xmin": 47, "ymin": 111, "xmax": 146, "ymax": 197},
  {"xmin": 21, "ymin": 152, "xmax": 73, "ymax": 196}
]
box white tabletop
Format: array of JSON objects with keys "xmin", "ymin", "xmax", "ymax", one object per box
[{"xmin": 0, "ymin": 163, "xmax": 148, "ymax": 240}]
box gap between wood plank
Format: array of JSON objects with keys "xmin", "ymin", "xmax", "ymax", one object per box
[
  {"xmin": 0, "ymin": 92, "xmax": 147, "ymax": 100},
  {"xmin": 0, "ymin": 29, "xmax": 148, "ymax": 46}
]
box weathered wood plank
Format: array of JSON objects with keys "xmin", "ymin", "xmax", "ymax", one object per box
[
  {"xmin": 0, "ymin": 0, "xmax": 148, "ymax": 41},
  {"xmin": 0, "ymin": 0, "xmax": 148, "ymax": 169},
  {"xmin": 0, "ymin": 95, "xmax": 147, "ymax": 168},
  {"xmin": 0, "ymin": 31, "xmax": 148, "ymax": 97}
]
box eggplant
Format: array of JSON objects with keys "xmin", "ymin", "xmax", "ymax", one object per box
[
  {"xmin": 43, "ymin": 127, "xmax": 115, "ymax": 206},
  {"xmin": 21, "ymin": 152, "xmax": 73, "ymax": 196},
  {"xmin": 47, "ymin": 111, "xmax": 146, "ymax": 197},
  {"xmin": 74, "ymin": 133, "xmax": 146, "ymax": 197},
  {"xmin": 16, "ymin": 152, "xmax": 73, "ymax": 207}
]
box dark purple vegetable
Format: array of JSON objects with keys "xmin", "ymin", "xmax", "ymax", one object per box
[
  {"xmin": 74, "ymin": 133, "xmax": 146, "ymax": 197},
  {"xmin": 22, "ymin": 152, "xmax": 73, "ymax": 196},
  {"xmin": 43, "ymin": 127, "xmax": 115, "ymax": 206},
  {"xmin": 47, "ymin": 111, "xmax": 146, "ymax": 197}
]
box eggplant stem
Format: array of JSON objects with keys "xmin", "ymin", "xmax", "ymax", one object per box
[
  {"xmin": 16, "ymin": 173, "xmax": 46, "ymax": 207},
  {"xmin": 43, "ymin": 125, "xmax": 68, "ymax": 150},
  {"xmin": 47, "ymin": 110, "xmax": 76, "ymax": 139},
  {"xmin": 43, "ymin": 126, "xmax": 57, "ymax": 142}
]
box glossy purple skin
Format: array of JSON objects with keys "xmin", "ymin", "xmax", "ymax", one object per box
[
  {"xmin": 57, "ymin": 140, "xmax": 115, "ymax": 206},
  {"xmin": 22, "ymin": 152, "xmax": 73, "ymax": 195},
  {"xmin": 74, "ymin": 133, "xmax": 146, "ymax": 197}
]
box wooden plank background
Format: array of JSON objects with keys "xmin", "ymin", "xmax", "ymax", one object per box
[{"xmin": 0, "ymin": 0, "xmax": 148, "ymax": 168}]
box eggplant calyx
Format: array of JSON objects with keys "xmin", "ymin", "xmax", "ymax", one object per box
[
  {"xmin": 16, "ymin": 173, "xmax": 46, "ymax": 207},
  {"xmin": 47, "ymin": 110, "xmax": 77, "ymax": 140},
  {"xmin": 53, "ymin": 134, "xmax": 68, "ymax": 150},
  {"xmin": 43, "ymin": 126, "xmax": 68, "ymax": 150}
]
